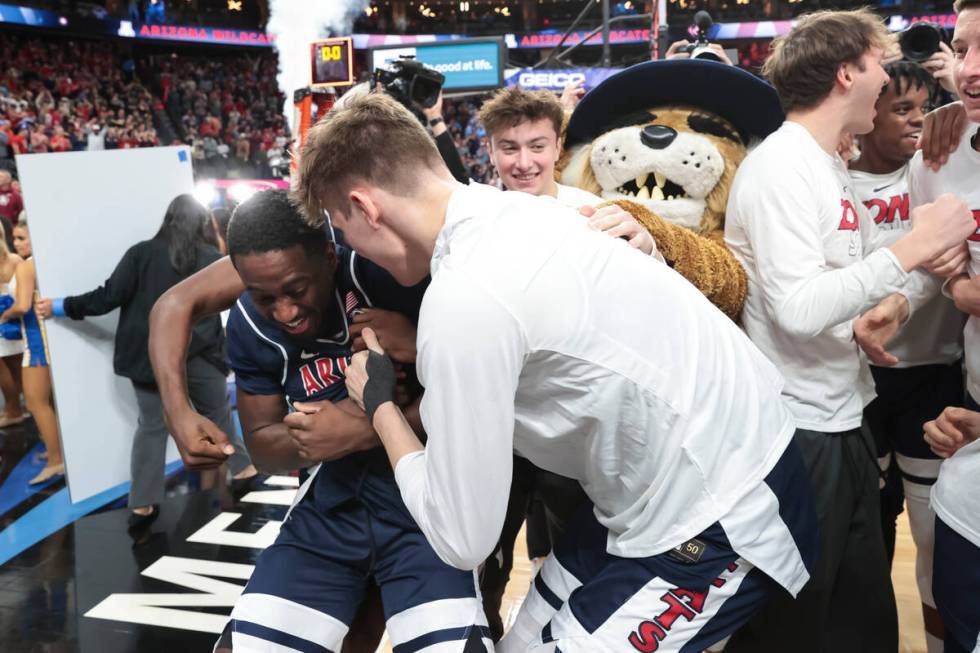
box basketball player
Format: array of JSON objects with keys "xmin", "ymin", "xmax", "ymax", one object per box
[
  {"xmin": 850, "ymin": 61, "xmax": 963, "ymax": 653},
  {"xmin": 152, "ymin": 189, "xmax": 493, "ymax": 652},
  {"xmin": 918, "ymin": 2, "xmax": 980, "ymax": 650}
]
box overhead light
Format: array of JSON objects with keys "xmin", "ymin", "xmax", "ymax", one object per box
[
  {"xmin": 228, "ymin": 182, "xmax": 257, "ymax": 204},
  {"xmin": 193, "ymin": 181, "xmax": 218, "ymax": 207}
]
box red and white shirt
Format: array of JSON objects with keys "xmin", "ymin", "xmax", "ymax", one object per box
[
  {"xmin": 726, "ymin": 121, "xmax": 936, "ymax": 432},
  {"xmin": 850, "ymin": 164, "xmax": 963, "ymax": 369}
]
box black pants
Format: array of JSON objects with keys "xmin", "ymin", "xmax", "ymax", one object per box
[
  {"xmin": 726, "ymin": 427, "xmax": 898, "ymax": 653},
  {"xmin": 865, "ymin": 361, "xmax": 961, "ymax": 565}
]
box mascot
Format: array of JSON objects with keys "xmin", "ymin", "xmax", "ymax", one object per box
[{"xmin": 559, "ymin": 59, "xmax": 784, "ymax": 320}]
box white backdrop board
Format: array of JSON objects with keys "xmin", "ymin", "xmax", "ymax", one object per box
[{"xmin": 16, "ymin": 147, "xmax": 194, "ymax": 503}]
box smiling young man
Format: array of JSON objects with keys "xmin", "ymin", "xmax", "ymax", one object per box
[
  {"xmin": 150, "ymin": 190, "xmax": 493, "ymax": 653},
  {"xmin": 477, "ymin": 87, "xmax": 655, "ymax": 255},
  {"xmin": 295, "ymin": 91, "xmax": 823, "ymax": 653},
  {"xmin": 850, "ymin": 61, "xmax": 964, "ymax": 653},
  {"xmin": 724, "ymin": 9, "xmax": 977, "ymax": 652},
  {"xmin": 914, "ymin": 2, "xmax": 980, "ymax": 650}
]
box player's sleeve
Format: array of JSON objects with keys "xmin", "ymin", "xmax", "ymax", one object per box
[
  {"xmin": 733, "ymin": 168, "xmax": 911, "ymax": 339},
  {"xmin": 225, "ymin": 304, "xmax": 284, "ymax": 396},
  {"xmin": 351, "ymin": 251, "xmax": 428, "ymax": 322},
  {"xmin": 394, "ymin": 273, "xmax": 524, "ymax": 570}
]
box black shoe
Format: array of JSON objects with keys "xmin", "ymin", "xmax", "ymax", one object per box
[
  {"xmin": 231, "ymin": 472, "xmax": 269, "ymax": 500},
  {"xmin": 127, "ymin": 505, "xmax": 159, "ymax": 536}
]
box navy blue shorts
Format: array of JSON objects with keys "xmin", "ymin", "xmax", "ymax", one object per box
[
  {"xmin": 222, "ymin": 468, "xmax": 492, "ymax": 652},
  {"xmin": 933, "ymin": 515, "xmax": 980, "ymax": 653},
  {"xmin": 500, "ymin": 439, "xmax": 818, "ymax": 652}
]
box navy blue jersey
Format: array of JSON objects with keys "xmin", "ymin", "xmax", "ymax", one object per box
[
  {"xmin": 225, "ymin": 246, "xmax": 428, "ymax": 525},
  {"xmin": 226, "ymin": 246, "xmax": 427, "ymax": 404}
]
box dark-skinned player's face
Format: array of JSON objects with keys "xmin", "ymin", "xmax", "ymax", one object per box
[
  {"xmin": 234, "ymin": 243, "xmax": 337, "ymax": 341},
  {"xmin": 865, "ymin": 79, "xmax": 930, "ymax": 164}
]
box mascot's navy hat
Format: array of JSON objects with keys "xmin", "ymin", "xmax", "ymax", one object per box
[{"xmin": 565, "ymin": 59, "xmax": 784, "ymax": 147}]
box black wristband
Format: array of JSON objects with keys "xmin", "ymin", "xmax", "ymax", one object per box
[
  {"xmin": 428, "ymin": 116, "xmax": 444, "ymax": 127},
  {"xmin": 363, "ymin": 350, "xmax": 396, "ymax": 422}
]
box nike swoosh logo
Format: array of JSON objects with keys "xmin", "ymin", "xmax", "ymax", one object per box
[
  {"xmin": 299, "ymin": 351, "xmax": 317, "ymax": 360},
  {"xmin": 872, "ymin": 183, "xmax": 894, "ymax": 192}
]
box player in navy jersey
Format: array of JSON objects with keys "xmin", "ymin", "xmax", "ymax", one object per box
[{"xmin": 149, "ymin": 190, "xmax": 492, "ymax": 653}]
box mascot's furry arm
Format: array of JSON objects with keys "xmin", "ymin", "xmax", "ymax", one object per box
[{"xmin": 606, "ymin": 199, "xmax": 747, "ymax": 321}]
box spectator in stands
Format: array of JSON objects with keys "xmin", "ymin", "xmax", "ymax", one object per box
[
  {"xmin": 0, "ymin": 34, "xmax": 159, "ymax": 158},
  {"xmin": 0, "ymin": 171, "xmax": 21, "ymax": 226},
  {"xmin": 444, "ymin": 97, "xmax": 496, "ymax": 184},
  {"xmin": 36, "ymin": 194, "xmax": 256, "ymax": 531},
  {"xmin": 157, "ymin": 51, "xmax": 289, "ymax": 179}
]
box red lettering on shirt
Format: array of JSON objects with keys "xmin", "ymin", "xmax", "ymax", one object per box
[
  {"xmin": 968, "ymin": 210, "xmax": 980, "ymax": 243},
  {"xmin": 316, "ymin": 358, "xmax": 340, "ymax": 386},
  {"xmin": 839, "ymin": 199, "xmax": 859, "ymax": 231},
  {"xmin": 863, "ymin": 193, "xmax": 909, "ymax": 225},
  {"xmin": 300, "ymin": 364, "xmax": 324, "ymax": 395}
]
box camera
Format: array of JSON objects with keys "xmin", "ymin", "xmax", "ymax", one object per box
[
  {"xmin": 684, "ymin": 11, "xmax": 722, "ymax": 62},
  {"xmin": 899, "ymin": 22, "xmax": 945, "ymax": 63},
  {"xmin": 373, "ymin": 56, "xmax": 445, "ymax": 110}
]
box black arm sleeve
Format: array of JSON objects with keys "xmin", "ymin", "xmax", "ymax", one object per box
[
  {"xmin": 435, "ymin": 130, "xmax": 470, "ymax": 185},
  {"xmin": 63, "ymin": 245, "xmax": 140, "ymax": 319}
]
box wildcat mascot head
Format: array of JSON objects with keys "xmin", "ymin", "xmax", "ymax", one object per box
[{"xmin": 559, "ymin": 59, "xmax": 783, "ymax": 237}]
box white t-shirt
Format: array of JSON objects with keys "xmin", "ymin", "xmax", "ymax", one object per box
[
  {"xmin": 396, "ymin": 182, "xmax": 811, "ymax": 595},
  {"xmin": 726, "ymin": 121, "xmax": 937, "ymax": 433},
  {"xmin": 850, "ymin": 164, "xmax": 963, "ymax": 368},
  {"xmin": 908, "ymin": 124, "xmax": 980, "ymax": 399},
  {"xmin": 554, "ymin": 182, "xmax": 603, "ymax": 208},
  {"xmin": 922, "ymin": 124, "xmax": 980, "ymax": 549}
]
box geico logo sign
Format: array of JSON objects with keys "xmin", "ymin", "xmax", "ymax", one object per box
[{"xmin": 518, "ymin": 72, "xmax": 586, "ymax": 88}]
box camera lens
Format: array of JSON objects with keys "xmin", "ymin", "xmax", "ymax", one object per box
[{"xmin": 899, "ymin": 22, "xmax": 942, "ymax": 62}]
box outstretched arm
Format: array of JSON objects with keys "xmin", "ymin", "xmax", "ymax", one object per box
[{"xmin": 149, "ymin": 256, "xmax": 244, "ymax": 469}]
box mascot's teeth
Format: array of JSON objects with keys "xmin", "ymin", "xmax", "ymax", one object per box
[
  {"xmin": 636, "ymin": 186, "xmax": 651, "ymax": 200},
  {"xmin": 650, "ymin": 186, "xmax": 664, "ymax": 201},
  {"xmin": 636, "ymin": 173, "xmax": 648, "ymax": 188},
  {"xmin": 655, "ymin": 173, "xmax": 666, "ymax": 188}
]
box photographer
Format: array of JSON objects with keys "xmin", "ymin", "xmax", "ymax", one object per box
[
  {"xmin": 372, "ymin": 59, "xmax": 470, "ymax": 184},
  {"xmin": 664, "ymin": 11, "xmax": 734, "ymax": 65},
  {"xmin": 664, "ymin": 38, "xmax": 733, "ymax": 65},
  {"xmin": 894, "ymin": 21, "xmax": 959, "ymax": 96},
  {"xmin": 421, "ymin": 91, "xmax": 470, "ymax": 184}
]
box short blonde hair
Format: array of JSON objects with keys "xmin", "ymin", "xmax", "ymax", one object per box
[
  {"xmin": 293, "ymin": 92, "xmax": 443, "ymax": 226},
  {"xmin": 954, "ymin": 0, "xmax": 980, "ymax": 12},
  {"xmin": 763, "ymin": 8, "xmax": 892, "ymax": 113}
]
